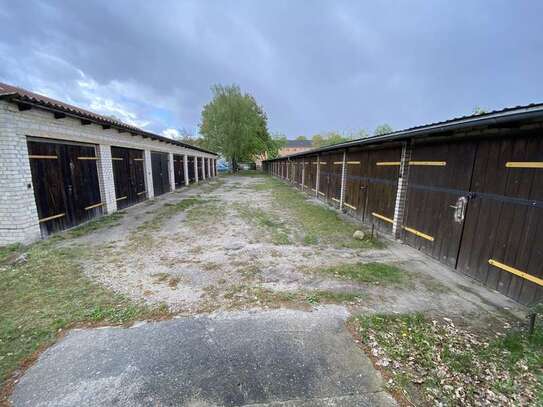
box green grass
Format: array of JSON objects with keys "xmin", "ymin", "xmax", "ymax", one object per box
[
  {"xmin": 350, "ymin": 313, "xmax": 543, "ymax": 406},
  {"xmin": 260, "ymin": 176, "xmax": 381, "ymax": 249},
  {"xmin": 315, "ymin": 262, "xmax": 406, "ymax": 285},
  {"xmin": 235, "ymin": 204, "xmax": 292, "ymax": 245},
  {"xmin": 0, "ymin": 239, "xmax": 168, "ymax": 386},
  {"xmin": 68, "ymin": 211, "xmax": 126, "ymax": 237},
  {"xmin": 0, "ymin": 244, "xmax": 22, "ymax": 264}
]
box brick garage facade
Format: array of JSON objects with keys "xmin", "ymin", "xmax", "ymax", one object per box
[{"xmin": 0, "ymin": 99, "xmax": 218, "ymax": 245}]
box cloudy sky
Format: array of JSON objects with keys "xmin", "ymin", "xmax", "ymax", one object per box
[{"xmin": 1, "ymin": 1, "xmax": 542, "ymax": 139}]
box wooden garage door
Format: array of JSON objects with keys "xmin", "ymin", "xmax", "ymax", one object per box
[
  {"xmin": 174, "ymin": 155, "xmax": 185, "ymax": 188},
  {"xmin": 344, "ymin": 148, "xmax": 370, "ymax": 220},
  {"xmin": 365, "ymin": 147, "xmax": 402, "ymax": 233},
  {"xmin": 111, "ymin": 147, "xmax": 146, "ymax": 209},
  {"xmin": 403, "ymin": 140, "xmax": 477, "ymax": 267},
  {"xmin": 196, "ymin": 157, "xmax": 203, "ymax": 179},
  {"xmin": 457, "ymin": 133, "xmax": 543, "ymax": 304},
  {"xmin": 27, "ymin": 138, "xmax": 103, "ymax": 236},
  {"xmin": 188, "ymin": 156, "xmax": 195, "ymax": 182},
  {"xmin": 304, "ymin": 156, "xmax": 317, "ymax": 191},
  {"xmin": 151, "ymin": 151, "xmax": 170, "ymax": 196}
]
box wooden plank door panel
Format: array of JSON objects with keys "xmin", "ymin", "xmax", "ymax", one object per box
[
  {"xmin": 365, "ymin": 147, "xmax": 401, "ymax": 232},
  {"xmin": 457, "ymin": 132, "xmax": 543, "ymax": 304},
  {"xmin": 27, "ymin": 141, "xmax": 70, "ymax": 235},
  {"xmin": 403, "ymin": 140, "xmax": 477, "ymax": 267}
]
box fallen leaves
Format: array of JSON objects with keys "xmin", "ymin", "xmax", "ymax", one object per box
[{"xmin": 351, "ymin": 314, "xmax": 543, "ymax": 406}]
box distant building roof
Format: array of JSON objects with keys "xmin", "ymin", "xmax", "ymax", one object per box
[
  {"xmin": 285, "ymin": 139, "xmax": 312, "ymax": 148},
  {"xmin": 0, "ymin": 82, "xmax": 217, "ymax": 155}
]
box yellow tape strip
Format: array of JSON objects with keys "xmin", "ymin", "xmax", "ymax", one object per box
[
  {"xmin": 39, "ymin": 213, "xmax": 65, "ymax": 223},
  {"xmin": 376, "ymin": 161, "xmax": 400, "ymax": 166},
  {"xmin": 409, "ymin": 161, "xmax": 446, "ymax": 166},
  {"xmin": 331, "ymin": 197, "xmax": 340, "ymax": 202},
  {"xmin": 319, "ymin": 162, "xmax": 327, "ymax": 164},
  {"xmin": 344, "ymin": 202, "xmax": 357, "ymax": 210},
  {"xmin": 77, "ymin": 156, "xmax": 98, "ymax": 160},
  {"xmin": 116, "ymin": 196, "xmax": 128, "ymax": 201},
  {"xmin": 137, "ymin": 191, "xmax": 146, "ymax": 195},
  {"xmin": 29, "ymin": 155, "xmax": 58, "ymax": 160},
  {"xmin": 371, "ymin": 212, "xmax": 393, "ymax": 224},
  {"xmin": 318, "ymin": 191, "xmax": 325, "ymax": 196},
  {"xmin": 333, "ymin": 161, "xmax": 343, "ymax": 165},
  {"xmin": 347, "ymin": 161, "xmax": 360, "ymax": 165},
  {"xmin": 112, "ymin": 157, "xmax": 124, "ymax": 161},
  {"xmin": 84, "ymin": 202, "xmax": 103, "ymax": 211},
  {"xmin": 489, "ymin": 259, "xmax": 543, "ymax": 287},
  {"xmin": 505, "ymin": 162, "xmax": 543, "ymax": 169},
  {"xmin": 133, "ymin": 158, "xmax": 144, "ymax": 161},
  {"xmin": 402, "ymin": 225, "xmax": 434, "ymax": 241},
  {"xmin": 311, "ymin": 162, "xmax": 319, "ymax": 164},
  {"xmin": 311, "ymin": 188, "xmax": 317, "ymax": 191}
]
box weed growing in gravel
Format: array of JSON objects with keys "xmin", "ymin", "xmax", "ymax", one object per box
[
  {"xmin": 315, "ymin": 262, "xmax": 406, "ymax": 285},
  {"xmin": 234, "ymin": 204, "xmax": 292, "ymax": 245},
  {"xmin": 349, "ymin": 313, "xmax": 543, "ymax": 406},
  {"xmin": 68, "ymin": 211, "xmax": 126, "ymax": 237}
]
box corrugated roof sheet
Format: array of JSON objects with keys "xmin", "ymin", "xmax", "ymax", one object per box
[
  {"xmin": 266, "ymin": 102, "xmax": 543, "ymax": 160},
  {"xmin": 0, "ymin": 82, "xmax": 218, "ymax": 156}
]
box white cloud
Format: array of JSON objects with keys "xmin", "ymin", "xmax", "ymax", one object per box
[{"xmin": 161, "ymin": 128, "xmax": 181, "ymax": 139}]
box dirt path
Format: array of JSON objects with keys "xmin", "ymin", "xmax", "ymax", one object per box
[{"xmin": 73, "ymin": 174, "xmax": 520, "ymax": 321}]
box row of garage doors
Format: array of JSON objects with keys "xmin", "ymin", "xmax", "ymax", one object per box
[
  {"xmin": 27, "ymin": 137, "xmax": 214, "ymax": 237},
  {"xmin": 270, "ymin": 131, "xmax": 543, "ymax": 305}
]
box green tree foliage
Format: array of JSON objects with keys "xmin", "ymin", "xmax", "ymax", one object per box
[
  {"xmin": 311, "ymin": 132, "xmax": 352, "ymax": 148},
  {"xmin": 295, "ymin": 135, "xmax": 308, "ymax": 141},
  {"xmin": 266, "ymin": 133, "xmax": 287, "ymax": 159},
  {"xmin": 199, "ymin": 84, "xmax": 272, "ymax": 171},
  {"xmin": 373, "ymin": 124, "xmax": 393, "ymax": 136},
  {"xmin": 472, "ymin": 106, "xmax": 487, "ymax": 115}
]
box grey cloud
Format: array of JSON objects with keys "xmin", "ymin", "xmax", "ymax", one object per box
[{"xmin": 1, "ymin": 0, "xmax": 542, "ymax": 137}]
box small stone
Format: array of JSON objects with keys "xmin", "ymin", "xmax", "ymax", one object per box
[
  {"xmin": 353, "ymin": 230, "xmax": 365, "ymax": 240},
  {"xmin": 224, "ymin": 242, "xmax": 244, "ymax": 251}
]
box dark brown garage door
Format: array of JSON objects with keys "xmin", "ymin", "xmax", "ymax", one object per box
[
  {"xmin": 27, "ymin": 138, "xmax": 103, "ymax": 236},
  {"xmin": 188, "ymin": 156, "xmax": 195, "ymax": 182},
  {"xmin": 457, "ymin": 132, "xmax": 543, "ymax": 304},
  {"xmin": 151, "ymin": 151, "xmax": 170, "ymax": 196},
  {"xmin": 111, "ymin": 147, "xmax": 146, "ymax": 209},
  {"xmin": 403, "ymin": 139, "xmax": 477, "ymax": 268},
  {"xmin": 173, "ymin": 155, "xmax": 185, "ymax": 188}
]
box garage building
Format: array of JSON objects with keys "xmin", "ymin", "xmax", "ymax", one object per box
[
  {"xmin": 0, "ymin": 82, "xmax": 218, "ymax": 244},
  {"xmin": 264, "ymin": 105, "xmax": 543, "ymax": 305}
]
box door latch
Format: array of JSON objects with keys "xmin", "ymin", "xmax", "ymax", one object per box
[{"xmin": 449, "ymin": 196, "xmax": 468, "ymax": 223}]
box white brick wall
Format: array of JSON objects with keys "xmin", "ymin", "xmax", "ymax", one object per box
[
  {"xmin": 0, "ymin": 102, "xmax": 41, "ymax": 245},
  {"xmin": 168, "ymin": 152, "xmax": 175, "ymax": 192},
  {"xmin": 0, "ymin": 100, "xmax": 216, "ymax": 245},
  {"xmin": 96, "ymin": 144, "xmax": 117, "ymax": 214}
]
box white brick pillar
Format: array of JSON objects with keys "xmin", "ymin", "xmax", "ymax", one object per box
[
  {"xmin": 168, "ymin": 152, "xmax": 175, "ymax": 191},
  {"xmin": 392, "ymin": 141, "xmax": 412, "ymax": 239},
  {"xmin": 315, "ymin": 156, "xmax": 320, "ymax": 197},
  {"xmin": 183, "ymin": 155, "xmax": 189, "ymax": 186},
  {"xmin": 144, "ymin": 149, "xmax": 155, "ymax": 198},
  {"xmin": 96, "ymin": 144, "xmax": 117, "ymax": 214},
  {"xmin": 207, "ymin": 158, "xmax": 211, "ymax": 179},
  {"xmin": 0, "ymin": 104, "xmax": 41, "ymax": 244},
  {"xmin": 194, "ymin": 156, "xmax": 199, "ymax": 183},
  {"xmin": 339, "ymin": 150, "xmax": 347, "ymax": 211},
  {"xmin": 201, "ymin": 157, "xmax": 206, "ymax": 180}
]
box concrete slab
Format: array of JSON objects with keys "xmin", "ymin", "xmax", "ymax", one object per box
[{"xmin": 12, "ymin": 306, "xmax": 395, "ymax": 407}]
